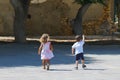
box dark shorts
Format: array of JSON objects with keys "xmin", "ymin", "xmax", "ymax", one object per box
[{"xmin": 76, "ymin": 53, "xmax": 84, "ymax": 60}]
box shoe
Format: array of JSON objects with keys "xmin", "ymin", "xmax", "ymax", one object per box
[
  {"xmin": 46, "ymin": 64, "xmax": 50, "ymax": 70},
  {"xmin": 75, "ymin": 67, "xmax": 78, "ymax": 70},
  {"xmin": 82, "ymin": 64, "xmax": 86, "ymax": 69}
]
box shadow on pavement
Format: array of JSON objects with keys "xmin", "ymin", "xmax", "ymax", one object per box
[
  {"xmin": 84, "ymin": 45, "xmax": 120, "ymax": 55},
  {"xmin": 0, "ymin": 43, "xmax": 98, "ymax": 67},
  {"xmin": 84, "ymin": 68, "xmax": 106, "ymax": 71},
  {"xmin": 49, "ymin": 69, "xmax": 73, "ymax": 71}
]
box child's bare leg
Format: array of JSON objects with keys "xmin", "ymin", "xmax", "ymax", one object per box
[
  {"xmin": 42, "ymin": 60, "xmax": 46, "ymax": 69},
  {"xmin": 46, "ymin": 59, "xmax": 50, "ymax": 70},
  {"xmin": 75, "ymin": 60, "xmax": 79, "ymax": 69},
  {"xmin": 81, "ymin": 60, "xmax": 85, "ymax": 65},
  {"xmin": 46, "ymin": 60, "xmax": 50, "ymax": 64},
  {"xmin": 81, "ymin": 60, "xmax": 86, "ymax": 68}
]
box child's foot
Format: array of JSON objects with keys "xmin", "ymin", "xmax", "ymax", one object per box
[
  {"xmin": 46, "ymin": 64, "xmax": 50, "ymax": 70},
  {"xmin": 43, "ymin": 66, "xmax": 46, "ymax": 69},
  {"xmin": 82, "ymin": 64, "xmax": 86, "ymax": 69},
  {"xmin": 75, "ymin": 67, "xmax": 78, "ymax": 70}
]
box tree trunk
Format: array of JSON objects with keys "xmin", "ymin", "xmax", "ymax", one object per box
[
  {"xmin": 72, "ymin": 4, "xmax": 91, "ymax": 35},
  {"xmin": 118, "ymin": 0, "xmax": 120, "ymax": 28},
  {"xmin": 10, "ymin": 0, "xmax": 30, "ymax": 43}
]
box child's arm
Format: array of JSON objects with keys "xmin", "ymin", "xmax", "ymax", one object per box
[
  {"xmin": 82, "ymin": 34, "xmax": 85, "ymax": 41},
  {"xmin": 38, "ymin": 44, "xmax": 43, "ymax": 55},
  {"xmin": 72, "ymin": 48, "xmax": 75, "ymax": 55},
  {"xmin": 50, "ymin": 43, "xmax": 53, "ymax": 51}
]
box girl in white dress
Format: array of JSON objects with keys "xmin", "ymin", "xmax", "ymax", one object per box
[{"xmin": 38, "ymin": 33, "xmax": 54, "ymax": 70}]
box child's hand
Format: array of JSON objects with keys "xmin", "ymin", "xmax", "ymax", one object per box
[
  {"xmin": 82, "ymin": 34, "xmax": 85, "ymax": 38},
  {"xmin": 82, "ymin": 34, "xmax": 85, "ymax": 41},
  {"xmin": 38, "ymin": 52, "xmax": 40, "ymax": 55},
  {"xmin": 72, "ymin": 52, "xmax": 74, "ymax": 55}
]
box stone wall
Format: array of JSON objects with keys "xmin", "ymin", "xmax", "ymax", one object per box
[
  {"xmin": 27, "ymin": 0, "xmax": 105, "ymax": 36},
  {"xmin": 0, "ymin": 0, "xmax": 14, "ymax": 35},
  {"xmin": 0, "ymin": 0, "xmax": 115, "ymax": 36},
  {"xmin": 27, "ymin": 0, "xmax": 72, "ymax": 36}
]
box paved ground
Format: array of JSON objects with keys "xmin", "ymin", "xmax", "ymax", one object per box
[{"xmin": 0, "ymin": 42, "xmax": 120, "ymax": 80}]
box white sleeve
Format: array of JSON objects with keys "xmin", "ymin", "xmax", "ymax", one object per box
[{"xmin": 72, "ymin": 43, "xmax": 76, "ymax": 48}]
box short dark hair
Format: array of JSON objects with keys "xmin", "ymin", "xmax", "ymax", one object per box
[{"xmin": 75, "ymin": 35, "xmax": 82, "ymax": 41}]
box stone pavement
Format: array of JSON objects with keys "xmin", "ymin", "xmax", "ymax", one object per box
[{"xmin": 0, "ymin": 42, "xmax": 120, "ymax": 80}]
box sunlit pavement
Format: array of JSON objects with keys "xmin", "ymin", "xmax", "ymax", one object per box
[{"xmin": 0, "ymin": 43, "xmax": 120, "ymax": 80}]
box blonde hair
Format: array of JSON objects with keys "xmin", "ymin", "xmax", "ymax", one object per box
[{"xmin": 40, "ymin": 33, "xmax": 50, "ymax": 43}]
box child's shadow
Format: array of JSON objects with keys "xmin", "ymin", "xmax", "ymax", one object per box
[
  {"xmin": 84, "ymin": 68, "xmax": 106, "ymax": 71},
  {"xmin": 49, "ymin": 69, "xmax": 73, "ymax": 71}
]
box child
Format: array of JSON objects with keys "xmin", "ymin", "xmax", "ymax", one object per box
[
  {"xmin": 38, "ymin": 33, "xmax": 54, "ymax": 70},
  {"xmin": 72, "ymin": 35, "xmax": 86, "ymax": 70}
]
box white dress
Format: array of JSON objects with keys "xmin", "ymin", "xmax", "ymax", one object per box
[{"xmin": 41, "ymin": 42, "xmax": 54, "ymax": 60}]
